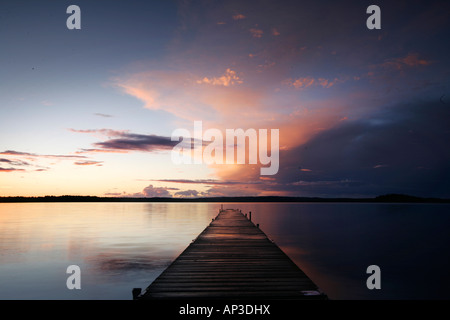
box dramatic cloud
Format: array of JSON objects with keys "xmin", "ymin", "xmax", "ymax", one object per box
[
  {"xmin": 178, "ymin": 99, "xmax": 449, "ymax": 198},
  {"xmin": 272, "ymin": 100, "xmax": 450, "ymax": 198},
  {"xmin": 2, "ymin": 0, "xmax": 449, "ymax": 198}
]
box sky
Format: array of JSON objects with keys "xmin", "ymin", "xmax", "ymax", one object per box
[{"xmin": 1, "ymin": 0, "xmax": 449, "ymax": 198}]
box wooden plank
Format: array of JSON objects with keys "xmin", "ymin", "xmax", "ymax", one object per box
[{"xmin": 138, "ymin": 209, "xmax": 327, "ymax": 300}]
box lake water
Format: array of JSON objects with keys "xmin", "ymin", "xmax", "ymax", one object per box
[{"xmin": 0, "ymin": 202, "xmax": 449, "ymax": 300}]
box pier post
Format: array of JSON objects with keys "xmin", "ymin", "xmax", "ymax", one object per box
[
  {"xmin": 249, "ymin": 211, "xmax": 252, "ymax": 221},
  {"xmin": 132, "ymin": 288, "xmax": 142, "ymax": 299}
]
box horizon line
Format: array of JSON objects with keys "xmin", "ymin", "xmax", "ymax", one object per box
[{"xmin": 1, "ymin": 194, "xmax": 449, "ymax": 203}]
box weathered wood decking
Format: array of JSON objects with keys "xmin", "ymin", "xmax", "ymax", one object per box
[{"xmin": 137, "ymin": 209, "xmax": 326, "ymax": 300}]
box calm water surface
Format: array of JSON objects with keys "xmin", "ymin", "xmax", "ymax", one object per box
[{"xmin": 0, "ymin": 202, "xmax": 449, "ymax": 300}]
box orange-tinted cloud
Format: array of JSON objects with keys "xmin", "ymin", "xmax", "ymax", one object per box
[
  {"xmin": 196, "ymin": 68, "xmax": 243, "ymax": 87},
  {"xmin": 0, "ymin": 167, "xmax": 25, "ymax": 172},
  {"xmin": 112, "ymin": 65, "xmax": 357, "ymax": 196},
  {"xmin": 232, "ymin": 13, "xmax": 246, "ymax": 20},
  {"xmin": 288, "ymin": 77, "xmax": 315, "ymax": 89},
  {"xmin": 117, "ymin": 83, "xmax": 160, "ymax": 110},
  {"xmin": 380, "ymin": 53, "xmax": 433, "ymax": 70},
  {"xmin": 151, "ymin": 179, "xmax": 244, "ymax": 185},
  {"xmin": 113, "ymin": 68, "xmax": 277, "ymax": 126},
  {"xmin": 401, "ymin": 53, "xmax": 432, "ymax": 67},
  {"xmin": 285, "ymin": 77, "xmax": 340, "ymax": 90},
  {"xmin": 249, "ymin": 28, "xmax": 263, "ymax": 38},
  {"xmin": 113, "ymin": 71, "xmax": 220, "ymax": 121},
  {"xmin": 74, "ymin": 160, "xmax": 103, "ymax": 166},
  {"xmin": 317, "ymin": 78, "xmax": 338, "ymax": 88}
]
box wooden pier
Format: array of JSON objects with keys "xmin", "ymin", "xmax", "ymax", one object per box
[{"xmin": 136, "ymin": 208, "xmax": 327, "ymax": 300}]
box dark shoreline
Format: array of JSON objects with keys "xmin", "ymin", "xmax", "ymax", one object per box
[{"xmin": 1, "ymin": 194, "xmax": 449, "ymax": 203}]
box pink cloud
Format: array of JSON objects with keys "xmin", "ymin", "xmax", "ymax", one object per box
[
  {"xmin": 232, "ymin": 13, "xmax": 246, "ymax": 20},
  {"xmin": 395, "ymin": 53, "xmax": 432, "ymax": 67},
  {"xmin": 74, "ymin": 160, "xmax": 103, "ymax": 166},
  {"xmin": 288, "ymin": 77, "xmax": 315, "ymax": 89},
  {"xmin": 142, "ymin": 185, "xmax": 172, "ymax": 197},
  {"xmin": 378, "ymin": 53, "xmax": 433, "ymax": 71},
  {"xmin": 249, "ymin": 28, "xmax": 263, "ymax": 38}
]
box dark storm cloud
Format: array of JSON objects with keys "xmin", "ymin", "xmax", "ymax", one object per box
[
  {"xmin": 93, "ymin": 133, "xmax": 178, "ymax": 152},
  {"xmin": 275, "ymin": 100, "xmax": 450, "ymax": 198},
  {"xmin": 71, "ymin": 129, "xmax": 184, "ymax": 153}
]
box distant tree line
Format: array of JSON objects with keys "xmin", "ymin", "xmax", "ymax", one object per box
[{"xmin": 0, "ymin": 194, "xmax": 448, "ymax": 203}]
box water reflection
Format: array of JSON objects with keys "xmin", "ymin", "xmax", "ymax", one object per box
[
  {"xmin": 1, "ymin": 202, "xmax": 449, "ymax": 299},
  {"xmin": 232, "ymin": 203, "xmax": 450, "ymax": 299},
  {"xmin": 0, "ymin": 202, "xmax": 219, "ymax": 299}
]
